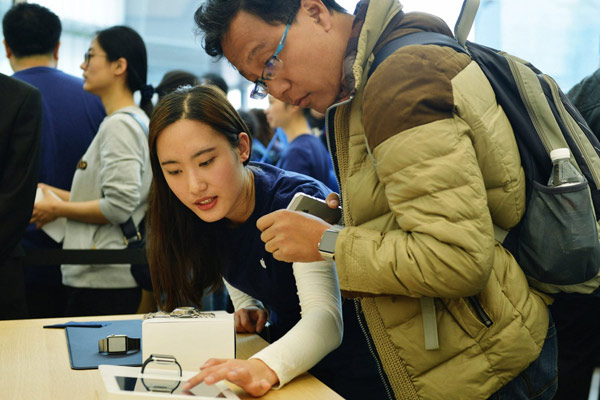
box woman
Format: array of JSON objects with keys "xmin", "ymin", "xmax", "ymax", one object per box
[
  {"xmin": 148, "ymin": 85, "xmax": 387, "ymax": 399},
  {"xmin": 30, "ymin": 26, "xmax": 153, "ymax": 316},
  {"xmin": 266, "ymin": 96, "xmax": 338, "ymax": 192}
]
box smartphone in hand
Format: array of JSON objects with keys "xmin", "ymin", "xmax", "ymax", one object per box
[{"xmin": 286, "ymin": 193, "xmax": 342, "ymax": 225}]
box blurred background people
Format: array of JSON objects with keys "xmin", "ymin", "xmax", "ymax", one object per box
[
  {"xmin": 266, "ymin": 96, "xmax": 338, "ymax": 192},
  {"xmin": 2, "ymin": 2, "xmax": 105, "ymax": 318},
  {"xmin": 548, "ymin": 68, "xmax": 600, "ymax": 400},
  {"xmin": 156, "ymin": 69, "xmax": 199, "ymax": 100},
  {"xmin": 0, "ymin": 73, "xmax": 42, "ymax": 320},
  {"xmin": 246, "ymin": 108, "xmax": 285, "ymax": 165},
  {"xmin": 199, "ymin": 71, "xmax": 228, "ymax": 95},
  {"xmin": 30, "ymin": 25, "xmax": 152, "ymax": 317}
]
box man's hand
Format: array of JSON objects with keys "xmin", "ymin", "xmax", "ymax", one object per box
[
  {"xmin": 234, "ymin": 306, "xmax": 268, "ymax": 333},
  {"xmin": 182, "ymin": 358, "xmax": 278, "ymax": 397},
  {"xmin": 257, "ymin": 209, "xmax": 330, "ymax": 262}
]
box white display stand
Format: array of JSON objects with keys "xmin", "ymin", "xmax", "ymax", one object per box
[
  {"xmin": 98, "ymin": 365, "xmax": 239, "ymax": 399},
  {"xmin": 142, "ymin": 310, "xmax": 235, "ymax": 371}
]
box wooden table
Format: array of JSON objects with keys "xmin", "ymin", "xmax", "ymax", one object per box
[{"xmin": 0, "ymin": 315, "xmax": 343, "ymax": 400}]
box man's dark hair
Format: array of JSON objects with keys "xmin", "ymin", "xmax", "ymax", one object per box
[
  {"xmin": 2, "ymin": 3, "xmax": 62, "ymax": 57},
  {"xmin": 194, "ymin": 0, "xmax": 346, "ymax": 58}
]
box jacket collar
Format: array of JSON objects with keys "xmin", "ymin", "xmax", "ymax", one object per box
[{"xmin": 335, "ymin": 0, "xmax": 455, "ymax": 104}]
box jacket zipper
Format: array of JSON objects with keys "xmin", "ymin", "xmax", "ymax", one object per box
[
  {"xmin": 467, "ymin": 296, "xmax": 493, "ymax": 327},
  {"xmin": 325, "ymin": 96, "xmax": 354, "ymax": 204},
  {"xmin": 354, "ymin": 299, "xmax": 395, "ymax": 400}
]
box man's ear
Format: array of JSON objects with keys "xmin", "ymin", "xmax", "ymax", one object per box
[
  {"xmin": 300, "ymin": 0, "xmax": 332, "ymax": 31},
  {"xmin": 53, "ymin": 42, "xmax": 60, "ymax": 61},
  {"xmin": 3, "ymin": 40, "xmax": 12, "ymax": 59}
]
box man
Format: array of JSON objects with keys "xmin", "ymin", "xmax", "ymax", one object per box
[
  {"xmin": 266, "ymin": 95, "xmax": 338, "ymax": 191},
  {"xmin": 194, "ymin": 1, "xmax": 557, "ymax": 399},
  {"xmin": 0, "ymin": 73, "xmax": 42, "ymax": 320},
  {"xmin": 2, "ymin": 3, "xmax": 106, "ymax": 318},
  {"xmin": 569, "ymin": 69, "xmax": 600, "ymax": 137},
  {"xmin": 546, "ymin": 69, "xmax": 600, "ymax": 400}
]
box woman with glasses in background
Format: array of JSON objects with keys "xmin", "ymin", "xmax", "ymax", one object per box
[
  {"xmin": 30, "ymin": 25, "xmax": 153, "ymax": 316},
  {"xmin": 147, "ymin": 85, "xmax": 387, "ymax": 399}
]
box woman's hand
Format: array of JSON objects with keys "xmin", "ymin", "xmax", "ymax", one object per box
[
  {"xmin": 30, "ymin": 185, "xmax": 62, "ymax": 228},
  {"xmin": 234, "ymin": 306, "xmax": 268, "ymax": 334},
  {"xmin": 182, "ymin": 358, "xmax": 278, "ymax": 397}
]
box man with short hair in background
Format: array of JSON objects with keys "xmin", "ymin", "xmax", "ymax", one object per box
[{"xmin": 2, "ymin": 3, "xmax": 105, "ymax": 318}]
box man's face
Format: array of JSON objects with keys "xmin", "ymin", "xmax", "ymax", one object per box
[{"xmin": 221, "ymin": 4, "xmax": 345, "ymax": 114}]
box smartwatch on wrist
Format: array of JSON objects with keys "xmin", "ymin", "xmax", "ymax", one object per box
[
  {"xmin": 318, "ymin": 225, "xmax": 343, "ymax": 261},
  {"xmin": 98, "ymin": 334, "xmax": 140, "ymax": 355}
]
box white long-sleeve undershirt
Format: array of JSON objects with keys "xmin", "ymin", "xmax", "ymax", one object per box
[{"xmin": 223, "ymin": 260, "xmax": 343, "ymax": 388}]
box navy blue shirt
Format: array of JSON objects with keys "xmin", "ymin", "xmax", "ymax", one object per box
[
  {"xmin": 221, "ymin": 162, "xmax": 331, "ymax": 339},
  {"xmin": 13, "ymin": 67, "xmax": 105, "ymax": 191},
  {"xmin": 276, "ymin": 134, "xmax": 339, "ymax": 193},
  {"xmin": 219, "ymin": 163, "xmax": 388, "ymax": 398},
  {"xmin": 14, "ymin": 67, "xmax": 105, "ymax": 284}
]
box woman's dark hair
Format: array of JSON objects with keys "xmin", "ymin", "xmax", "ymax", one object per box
[
  {"xmin": 249, "ymin": 108, "xmax": 274, "ymax": 147},
  {"xmin": 96, "ymin": 25, "xmax": 154, "ymax": 117},
  {"xmin": 156, "ymin": 70, "xmax": 199, "ymax": 99},
  {"xmin": 147, "ymin": 85, "xmax": 252, "ymax": 311},
  {"xmin": 194, "ymin": 0, "xmax": 346, "ymax": 58}
]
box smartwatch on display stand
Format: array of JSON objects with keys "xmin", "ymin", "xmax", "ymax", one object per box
[{"xmin": 98, "ymin": 334, "xmax": 141, "ymax": 355}]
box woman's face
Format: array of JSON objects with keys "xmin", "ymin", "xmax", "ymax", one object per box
[
  {"xmin": 80, "ymin": 37, "xmax": 114, "ymax": 95},
  {"xmin": 156, "ymin": 118, "xmax": 251, "ymax": 224},
  {"xmin": 265, "ymin": 95, "xmax": 292, "ymax": 130}
]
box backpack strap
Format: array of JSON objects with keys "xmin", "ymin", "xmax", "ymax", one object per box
[
  {"xmin": 120, "ymin": 110, "xmax": 149, "ymax": 137},
  {"xmin": 116, "ymin": 110, "xmax": 149, "ymax": 244},
  {"xmin": 368, "ymin": 32, "xmax": 467, "ymax": 80},
  {"xmin": 454, "ymin": 0, "xmax": 480, "ymax": 48}
]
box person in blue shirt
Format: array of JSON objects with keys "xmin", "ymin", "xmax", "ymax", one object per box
[
  {"xmin": 146, "ymin": 85, "xmax": 387, "ymax": 399},
  {"xmin": 266, "ymin": 96, "xmax": 338, "ymax": 192},
  {"xmin": 2, "ymin": 3, "xmax": 106, "ymax": 318}
]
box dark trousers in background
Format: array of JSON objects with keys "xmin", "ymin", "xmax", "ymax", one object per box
[
  {"xmin": 0, "ymin": 255, "xmax": 28, "ymax": 320},
  {"xmin": 64, "ymin": 286, "xmax": 141, "ymax": 317},
  {"xmin": 550, "ymin": 293, "xmax": 600, "ymax": 400},
  {"xmin": 25, "ymin": 280, "xmax": 68, "ymax": 318}
]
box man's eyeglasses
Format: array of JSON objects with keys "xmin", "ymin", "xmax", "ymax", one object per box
[
  {"xmin": 83, "ymin": 51, "xmax": 107, "ymax": 68},
  {"xmin": 250, "ymin": 16, "xmax": 293, "ymax": 100}
]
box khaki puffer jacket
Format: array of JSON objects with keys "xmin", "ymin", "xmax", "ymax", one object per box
[{"xmin": 328, "ymin": 1, "xmax": 550, "ymax": 399}]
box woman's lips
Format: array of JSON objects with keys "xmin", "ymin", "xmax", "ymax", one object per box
[{"xmin": 195, "ymin": 196, "xmax": 217, "ymax": 211}]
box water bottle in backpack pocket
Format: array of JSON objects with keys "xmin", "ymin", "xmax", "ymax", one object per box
[{"xmin": 518, "ymin": 148, "xmax": 600, "ymax": 293}]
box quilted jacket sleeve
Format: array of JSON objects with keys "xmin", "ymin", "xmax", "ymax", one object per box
[{"xmin": 335, "ymin": 47, "xmax": 497, "ymax": 299}]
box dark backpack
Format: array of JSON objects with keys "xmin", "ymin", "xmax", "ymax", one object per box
[{"xmin": 367, "ymin": 18, "xmax": 600, "ymax": 295}]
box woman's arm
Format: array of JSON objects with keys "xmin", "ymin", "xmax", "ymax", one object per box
[
  {"xmin": 185, "ymin": 261, "xmax": 342, "ymax": 394},
  {"xmin": 38, "ymin": 183, "xmax": 70, "ymax": 201},
  {"xmin": 223, "ymin": 279, "xmax": 268, "ymax": 334},
  {"xmin": 30, "ymin": 186, "xmax": 109, "ymax": 228}
]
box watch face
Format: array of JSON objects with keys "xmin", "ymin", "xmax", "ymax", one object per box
[
  {"xmin": 320, "ymin": 230, "xmax": 338, "ymax": 253},
  {"xmin": 108, "ymin": 336, "xmax": 127, "ymax": 352}
]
